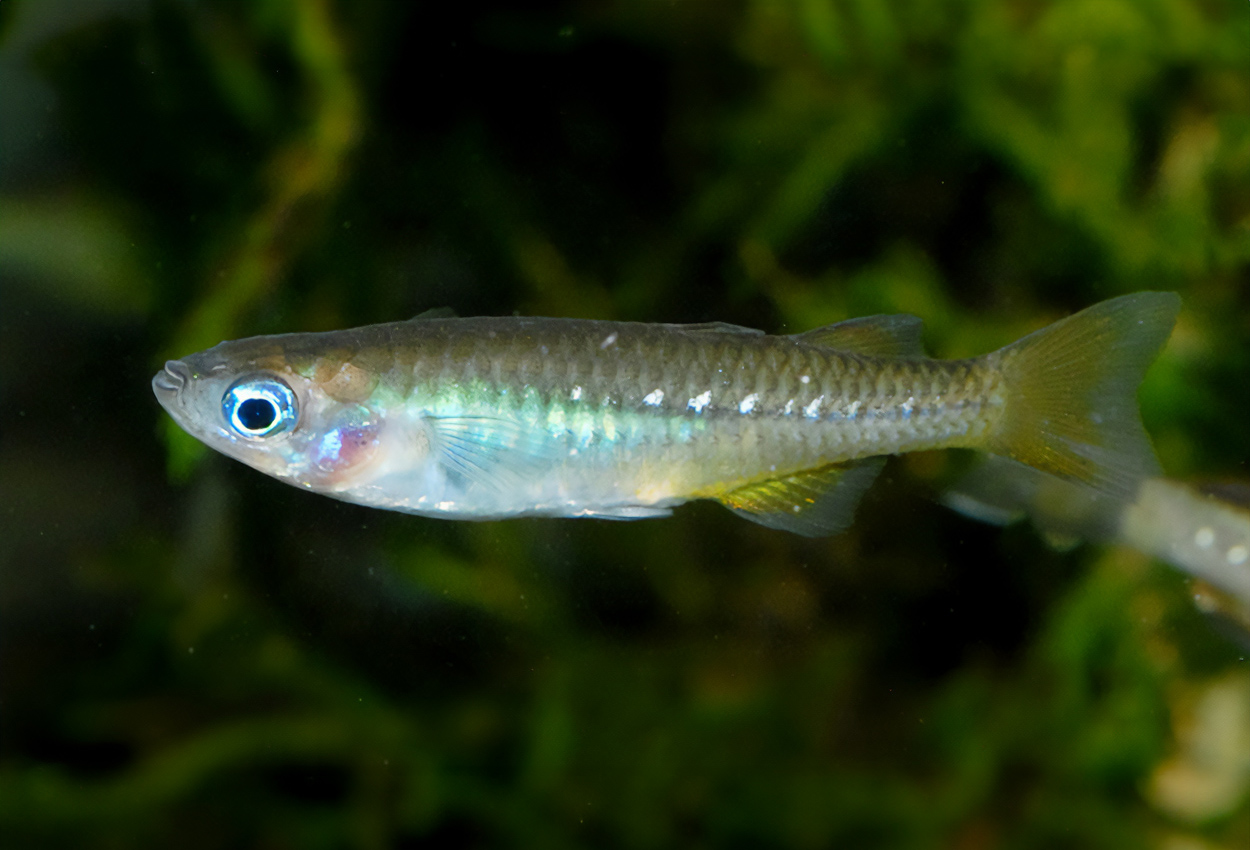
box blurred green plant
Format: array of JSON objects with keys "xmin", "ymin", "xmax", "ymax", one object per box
[{"xmin": 1, "ymin": 0, "xmax": 1248, "ymax": 848}]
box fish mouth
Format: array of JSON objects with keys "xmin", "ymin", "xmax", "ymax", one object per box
[{"xmin": 152, "ymin": 359, "xmax": 191, "ymax": 400}]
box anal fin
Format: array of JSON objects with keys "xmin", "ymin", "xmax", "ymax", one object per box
[{"xmin": 719, "ymin": 457, "xmax": 885, "ymax": 537}]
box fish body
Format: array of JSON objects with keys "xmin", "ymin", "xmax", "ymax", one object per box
[{"xmin": 154, "ymin": 293, "xmax": 1179, "ymax": 535}]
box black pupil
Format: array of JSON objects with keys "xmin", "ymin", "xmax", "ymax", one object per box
[{"xmin": 237, "ymin": 397, "xmax": 278, "ymax": 432}]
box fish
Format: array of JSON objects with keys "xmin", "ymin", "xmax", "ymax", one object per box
[
  {"xmin": 945, "ymin": 458, "xmax": 1250, "ymax": 622},
  {"xmin": 153, "ymin": 292, "xmax": 1179, "ymax": 536}
]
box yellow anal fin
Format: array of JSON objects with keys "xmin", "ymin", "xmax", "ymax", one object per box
[
  {"xmin": 719, "ymin": 457, "xmax": 885, "ymax": 537},
  {"xmin": 791, "ymin": 314, "xmax": 924, "ymax": 358}
]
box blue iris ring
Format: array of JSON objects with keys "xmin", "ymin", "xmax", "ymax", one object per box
[{"xmin": 222, "ymin": 374, "xmax": 299, "ymax": 438}]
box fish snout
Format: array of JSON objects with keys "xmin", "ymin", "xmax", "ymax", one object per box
[{"xmin": 152, "ymin": 359, "xmax": 192, "ymax": 399}]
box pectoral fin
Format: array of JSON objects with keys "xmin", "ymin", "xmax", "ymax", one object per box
[
  {"xmin": 719, "ymin": 457, "xmax": 885, "ymax": 537},
  {"xmin": 425, "ymin": 415, "xmax": 557, "ymax": 489}
]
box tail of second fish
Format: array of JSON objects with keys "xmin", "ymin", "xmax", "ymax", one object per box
[{"xmin": 984, "ymin": 291, "xmax": 1180, "ymax": 497}]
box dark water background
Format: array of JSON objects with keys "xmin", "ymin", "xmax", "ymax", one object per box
[{"xmin": 2, "ymin": 1, "xmax": 1249, "ymax": 847}]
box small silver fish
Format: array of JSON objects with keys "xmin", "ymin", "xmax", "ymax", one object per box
[{"xmin": 153, "ymin": 292, "xmax": 1179, "ymax": 535}]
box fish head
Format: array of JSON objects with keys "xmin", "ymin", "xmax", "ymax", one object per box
[{"xmin": 152, "ymin": 336, "xmax": 396, "ymax": 491}]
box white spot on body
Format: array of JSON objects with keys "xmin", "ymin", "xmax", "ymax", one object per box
[
  {"xmin": 571, "ymin": 386, "xmax": 583, "ymax": 401},
  {"xmin": 800, "ymin": 375, "xmax": 810, "ymax": 384},
  {"xmin": 739, "ymin": 393, "xmax": 759, "ymax": 414},
  {"xmin": 1228, "ymin": 545, "xmax": 1249, "ymax": 566},
  {"xmin": 643, "ymin": 389, "xmax": 665, "ymax": 407},
  {"xmin": 804, "ymin": 396, "xmax": 824, "ymax": 419},
  {"xmin": 688, "ymin": 390, "xmax": 712, "ymax": 413},
  {"xmin": 1195, "ymin": 527, "xmax": 1215, "ymax": 549},
  {"xmin": 600, "ymin": 332, "xmax": 618, "ymax": 349}
]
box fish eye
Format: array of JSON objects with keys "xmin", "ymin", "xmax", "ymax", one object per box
[{"xmin": 222, "ymin": 375, "xmax": 298, "ymax": 438}]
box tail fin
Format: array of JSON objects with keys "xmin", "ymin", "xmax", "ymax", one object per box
[{"xmin": 986, "ymin": 292, "xmax": 1180, "ymax": 497}]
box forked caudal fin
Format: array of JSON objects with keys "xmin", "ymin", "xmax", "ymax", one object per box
[{"xmin": 986, "ymin": 291, "xmax": 1180, "ymax": 497}]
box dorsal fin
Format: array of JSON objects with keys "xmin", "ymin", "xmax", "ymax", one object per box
[
  {"xmin": 717, "ymin": 457, "xmax": 885, "ymax": 537},
  {"xmin": 792, "ymin": 314, "xmax": 924, "ymax": 357},
  {"xmin": 679, "ymin": 321, "xmax": 765, "ymax": 336},
  {"xmin": 410, "ymin": 307, "xmax": 459, "ymax": 321}
]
